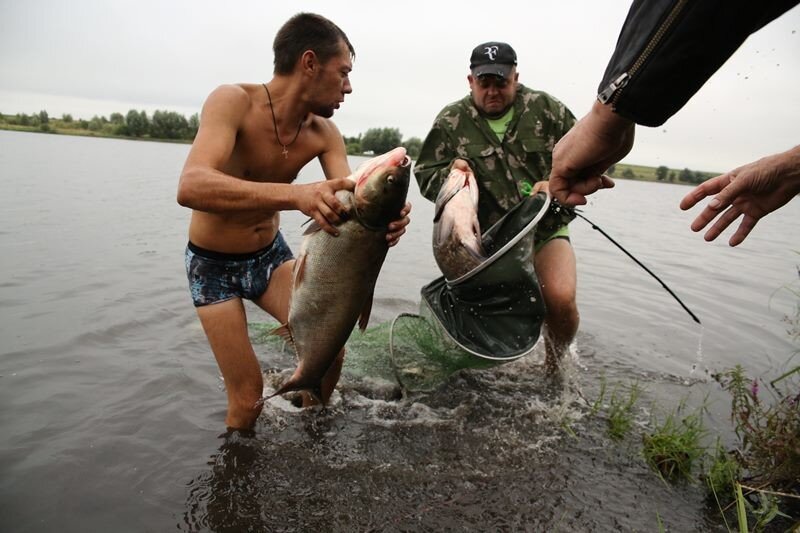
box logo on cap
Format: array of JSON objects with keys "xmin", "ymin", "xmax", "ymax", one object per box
[{"xmin": 470, "ymin": 41, "xmax": 517, "ymax": 79}]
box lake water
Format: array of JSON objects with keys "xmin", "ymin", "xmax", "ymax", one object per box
[{"xmin": 0, "ymin": 130, "xmax": 797, "ymax": 531}]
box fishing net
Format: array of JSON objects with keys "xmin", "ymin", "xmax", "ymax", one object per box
[
  {"xmin": 389, "ymin": 192, "xmax": 551, "ymax": 392},
  {"xmin": 252, "ymin": 193, "xmax": 552, "ymax": 395}
]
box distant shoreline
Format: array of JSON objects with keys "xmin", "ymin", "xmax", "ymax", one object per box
[
  {"xmin": 0, "ymin": 124, "xmax": 717, "ymax": 184},
  {"xmin": 0, "ymin": 123, "xmax": 192, "ymax": 145}
]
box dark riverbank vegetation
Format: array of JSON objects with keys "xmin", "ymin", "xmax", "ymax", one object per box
[
  {"xmin": 589, "ymin": 366, "xmax": 798, "ymax": 531},
  {"xmin": 0, "ymin": 111, "xmax": 718, "ymax": 182},
  {"xmin": 587, "ymin": 272, "xmax": 799, "ymax": 531}
]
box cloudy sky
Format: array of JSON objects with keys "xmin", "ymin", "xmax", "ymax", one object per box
[{"xmin": 1, "ymin": 0, "xmax": 798, "ymax": 172}]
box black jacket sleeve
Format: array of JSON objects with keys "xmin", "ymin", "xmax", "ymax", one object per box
[{"xmin": 598, "ymin": 0, "xmax": 798, "ymax": 126}]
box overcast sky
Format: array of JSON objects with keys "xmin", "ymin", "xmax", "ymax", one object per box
[{"xmin": 1, "ymin": 0, "xmax": 798, "ymax": 171}]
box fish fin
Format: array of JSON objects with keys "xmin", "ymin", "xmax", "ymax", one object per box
[
  {"xmin": 267, "ymin": 377, "xmax": 325, "ymax": 406},
  {"xmin": 293, "ymin": 253, "xmax": 306, "ymax": 288},
  {"xmin": 270, "ymin": 323, "xmax": 296, "ymax": 350},
  {"xmin": 357, "ymin": 287, "xmax": 375, "ymax": 332},
  {"xmin": 469, "ymin": 219, "xmax": 488, "ymax": 261},
  {"xmin": 466, "ymin": 244, "xmax": 487, "ymax": 263},
  {"xmin": 302, "ymin": 220, "xmax": 324, "ymax": 236}
]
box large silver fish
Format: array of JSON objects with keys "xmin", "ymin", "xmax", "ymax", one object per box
[
  {"xmin": 432, "ymin": 167, "xmax": 487, "ymax": 281},
  {"xmin": 271, "ymin": 147, "xmax": 411, "ymax": 402}
]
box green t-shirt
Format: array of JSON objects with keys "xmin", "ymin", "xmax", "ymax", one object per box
[{"xmin": 485, "ymin": 108, "xmax": 514, "ymax": 141}]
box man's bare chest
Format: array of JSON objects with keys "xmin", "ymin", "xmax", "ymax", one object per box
[{"xmin": 227, "ymin": 130, "xmax": 304, "ymax": 183}]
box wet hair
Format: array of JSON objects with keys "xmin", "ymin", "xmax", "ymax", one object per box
[{"xmin": 273, "ymin": 13, "xmax": 355, "ymax": 75}]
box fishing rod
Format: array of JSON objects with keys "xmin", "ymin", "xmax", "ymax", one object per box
[{"xmin": 574, "ymin": 209, "xmax": 702, "ymax": 325}]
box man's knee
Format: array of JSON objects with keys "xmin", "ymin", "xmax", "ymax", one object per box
[
  {"xmin": 542, "ymin": 281, "xmax": 577, "ymax": 314},
  {"xmin": 544, "ymin": 294, "xmax": 580, "ymax": 338}
]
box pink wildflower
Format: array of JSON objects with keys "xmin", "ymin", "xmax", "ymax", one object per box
[{"xmin": 750, "ymin": 379, "xmax": 759, "ymax": 402}]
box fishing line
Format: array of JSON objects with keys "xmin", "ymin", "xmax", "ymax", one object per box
[{"xmin": 574, "ymin": 210, "xmax": 701, "ymax": 325}]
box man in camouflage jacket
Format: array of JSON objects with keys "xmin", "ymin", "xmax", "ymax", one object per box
[{"xmin": 414, "ymin": 41, "xmax": 579, "ymax": 371}]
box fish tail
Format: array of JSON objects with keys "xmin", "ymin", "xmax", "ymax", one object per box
[{"xmin": 266, "ymin": 376, "xmax": 325, "ymax": 406}]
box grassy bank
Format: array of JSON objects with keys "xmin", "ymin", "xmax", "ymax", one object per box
[
  {"xmin": 611, "ymin": 162, "xmax": 719, "ymax": 185},
  {"xmin": 0, "ymin": 122, "xmax": 192, "ymax": 144}
]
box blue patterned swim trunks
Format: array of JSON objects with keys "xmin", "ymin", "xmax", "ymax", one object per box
[{"xmin": 185, "ymin": 232, "xmax": 294, "ymax": 307}]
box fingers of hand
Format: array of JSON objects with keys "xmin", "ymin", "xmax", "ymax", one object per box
[
  {"xmin": 390, "ymin": 214, "xmax": 410, "ymax": 230},
  {"xmin": 703, "ymin": 204, "xmax": 741, "ymax": 241},
  {"xmin": 680, "ymin": 174, "xmax": 732, "ymax": 210},
  {"xmin": 565, "ymin": 192, "xmax": 588, "ymax": 206},
  {"xmin": 334, "ymin": 177, "xmax": 355, "ymax": 191},
  {"xmin": 531, "ymin": 181, "xmax": 548, "ymax": 195},
  {"xmin": 549, "ymin": 176, "xmax": 587, "ymax": 205},
  {"xmin": 600, "ymin": 174, "xmax": 615, "ymax": 189},
  {"xmin": 691, "ymin": 202, "xmax": 724, "ymax": 232},
  {"xmin": 569, "ymin": 175, "xmax": 605, "ymax": 197},
  {"xmin": 386, "ymin": 226, "xmax": 406, "ymax": 246},
  {"xmin": 548, "ymin": 176, "xmax": 570, "ymax": 204},
  {"xmin": 313, "ymin": 188, "xmax": 347, "ymax": 230},
  {"xmin": 452, "ymin": 159, "xmax": 472, "ymax": 173},
  {"xmin": 314, "ymin": 213, "xmax": 339, "ymax": 236},
  {"xmin": 728, "ymin": 215, "xmax": 757, "ymax": 247}
]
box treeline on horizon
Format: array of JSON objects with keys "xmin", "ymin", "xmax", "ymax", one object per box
[
  {"xmin": 0, "ymin": 109, "xmax": 423, "ymax": 157},
  {"xmin": 606, "ymin": 162, "xmax": 714, "ymax": 185},
  {"xmin": 0, "ymin": 109, "xmax": 714, "ymax": 183},
  {"xmin": 0, "ymin": 109, "xmax": 199, "ymax": 141}
]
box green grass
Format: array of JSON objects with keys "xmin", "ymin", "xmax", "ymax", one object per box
[
  {"xmin": 642, "ymin": 402, "xmax": 706, "ymax": 483},
  {"xmin": 606, "ymin": 381, "xmax": 642, "ymax": 441}
]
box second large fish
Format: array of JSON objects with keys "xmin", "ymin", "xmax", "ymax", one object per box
[
  {"xmin": 432, "ymin": 167, "xmax": 487, "ymax": 281},
  {"xmin": 271, "ymin": 147, "xmax": 411, "ymax": 402}
]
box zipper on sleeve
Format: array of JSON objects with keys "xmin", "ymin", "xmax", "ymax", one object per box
[{"xmin": 597, "ymin": 0, "xmax": 689, "ymax": 105}]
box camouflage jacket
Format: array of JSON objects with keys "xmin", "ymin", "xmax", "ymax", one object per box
[{"xmin": 414, "ymin": 84, "xmax": 577, "ymax": 236}]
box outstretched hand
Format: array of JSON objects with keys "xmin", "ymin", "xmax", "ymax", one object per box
[
  {"xmin": 679, "ymin": 146, "xmax": 800, "ymax": 246},
  {"xmin": 296, "ymin": 177, "xmax": 355, "ymax": 236},
  {"xmin": 550, "ymin": 100, "xmax": 632, "ymax": 205}
]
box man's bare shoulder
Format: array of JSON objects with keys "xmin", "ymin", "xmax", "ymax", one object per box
[
  {"xmin": 202, "ymin": 84, "xmax": 258, "ymax": 116},
  {"xmin": 308, "ymin": 115, "xmax": 344, "ymax": 142}
]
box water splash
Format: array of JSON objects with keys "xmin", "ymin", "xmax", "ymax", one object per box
[{"xmin": 689, "ymin": 324, "xmax": 708, "ymax": 380}]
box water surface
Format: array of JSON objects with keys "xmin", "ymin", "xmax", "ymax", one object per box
[{"xmin": 0, "ymin": 131, "xmax": 797, "ymax": 531}]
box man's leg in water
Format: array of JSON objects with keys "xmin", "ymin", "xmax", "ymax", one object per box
[
  {"xmin": 254, "ymin": 260, "xmax": 344, "ymax": 407},
  {"xmin": 197, "ymin": 297, "xmax": 264, "ymax": 429},
  {"xmin": 534, "ymin": 238, "xmax": 579, "ymax": 374}
]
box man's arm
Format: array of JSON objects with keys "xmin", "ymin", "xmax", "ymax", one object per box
[
  {"xmin": 550, "ymin": 0, "xmax": 798, "ymax": 206},
  {"xmin": 549, "ymin": 100, "xmax": 629, "ymax": 205},
  {"xmin": 317, "ymin": 118, "xmax": 352, "ymax": 182},
  {"xmin": 176, "ymin": 85, "xmax": 353, "ymax": 234}
]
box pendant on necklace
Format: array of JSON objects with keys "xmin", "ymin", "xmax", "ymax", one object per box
[{"xmin": 282, "ymin": 145, "xmax": 289, "ymax": 158}]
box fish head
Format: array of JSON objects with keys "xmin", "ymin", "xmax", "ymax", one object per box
[
  {"xmin": 434, "ymin": 168, "xmax": 478, "ymax": 219},
  {"xmin": 351, "ymin": 147, "xmax": 411, "ymax": 228}
]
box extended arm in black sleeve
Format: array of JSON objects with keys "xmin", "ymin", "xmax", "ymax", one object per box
[{"xmin": 598, "ymin": 0, "xmax": 798, "ymax": 126}]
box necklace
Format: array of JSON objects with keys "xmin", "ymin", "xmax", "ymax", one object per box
[{"xmin": 263, "ymin": 83, "xmax": 303, "ymax": 158}]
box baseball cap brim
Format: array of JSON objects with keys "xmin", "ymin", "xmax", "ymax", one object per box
[{"xmin": 471, "ymin": 63, "xmax": 513, "ymax": 79}]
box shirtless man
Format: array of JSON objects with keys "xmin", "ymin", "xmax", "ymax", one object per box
[{"xmin": 177, "ymin": 13, "xmax": 410, "ymax": 430}]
